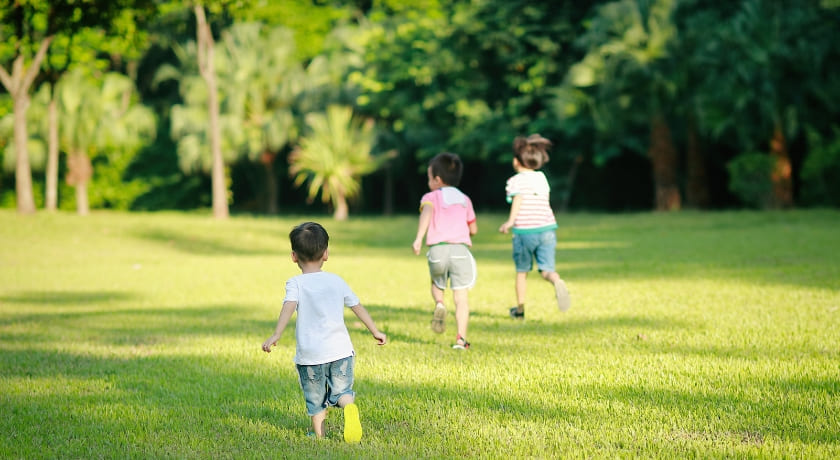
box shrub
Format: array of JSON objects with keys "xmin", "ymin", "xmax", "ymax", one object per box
[
  {"xmin": 726, "ymin": 152, "xmax": 775, "ymax": 209},
  {"xmin": 800, "ymin": 127, "xmax": 840, "ymax": 207}
]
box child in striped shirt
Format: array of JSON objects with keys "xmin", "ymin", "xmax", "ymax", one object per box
[{"xmin": 498, "ymin": 134, "xmax": 571, "ymax": 318}]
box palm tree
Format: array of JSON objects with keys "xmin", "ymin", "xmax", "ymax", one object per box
[
  {"xmin": 220, "ymin": 23, "xmax": 303, "ymax": 214},
  {"xmin": 0, "ymin": 38, "xmax": 53, "ymax": 214},
  {"xmin": 158, "ymin": 21, "xmax": 305, "ymax": 215},
  {"xmin": 289, "ymin": 105, "xmax": 388, "ymax": 221},
  {"xmin": 563, "ymin": 0, "xmax": 682, "ymax": 211},
  {"xmin": 56, "ymin": 68, "xmax": 155, "ymax": 215},
  {"xmin": 690, "ymin": 0, "xmax": 833, "ymax": 208}
]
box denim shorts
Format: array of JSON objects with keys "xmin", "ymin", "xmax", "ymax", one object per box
[
  {"xmin": 296, "ymin": 355, "xmax": 355, "ymax": 416},
  {"xmin": 512, "ymin": 230, "xmax": 556, "ymax": 273}
]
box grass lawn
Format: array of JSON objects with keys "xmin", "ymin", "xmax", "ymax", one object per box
[{"xmin": 1, "ymin": 209, "xmax": 838, "ymax": 459}]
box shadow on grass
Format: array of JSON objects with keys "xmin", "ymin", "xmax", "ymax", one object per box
[
  {"xmin": 131, "ymin": 227, "xmax": 279, "ymax": 256},
  {"xmin": 2, "ymin": 298, "xmax": 836, "ymax": 457},
  {"xmin": 0, "ymin": 290, "xmax": 138, "ymax": 305}
]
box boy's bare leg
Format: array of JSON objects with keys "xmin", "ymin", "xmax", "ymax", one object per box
[
  {"xmin": 513, "ymin": 272, "xmax": 528, "ymax": 313},
  {"xmin": 453, "ymin": 288, "xmax": 469, "ymax": 339},
  {"xmin": 337, "ymin": 394, "xmax": 354, "ymax": 407},
  {"xmin": 311, "ymin": 410, "xmax": 327, "ymax": 438},
  {"xmin": 542, "ymin": 271, "xmax": 560, "ymax": 284},
  {"xmin": 542, "ymin": 271, "xmax": 570, "ymax": 312},
  {"xmin": 431, "ymin": 283, "xmax": 445, "ymax": 305},
  {"xmin": 430, "ymin": 283, "xmax": 447, "ymax": 333}
]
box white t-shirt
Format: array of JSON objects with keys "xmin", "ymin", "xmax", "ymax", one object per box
[{"xmin": 283, "ymin": 271, "xmax": 359, "ymax": 365}]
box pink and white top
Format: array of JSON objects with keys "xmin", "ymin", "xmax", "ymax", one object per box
[
  {"xmin": 420, "ymin": 187, "xmax": 476, "ymax": 246},
  {"xmin": 505, "ymin": 170, "xmax": 557, "ymax": 233}
]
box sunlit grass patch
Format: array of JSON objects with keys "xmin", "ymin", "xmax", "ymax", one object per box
[{"xmin": 1, "ymin": 209, "xmax": 838, "ymax": 458}]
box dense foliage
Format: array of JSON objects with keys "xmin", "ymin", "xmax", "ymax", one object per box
[{"xmin": 1, "ymin": 0, "xmax": 839, "ymax": 215}]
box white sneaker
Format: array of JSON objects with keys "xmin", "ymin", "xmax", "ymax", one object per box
[
  {"xmin": 431, "ymin": 302, "xmax": 446, "ymax": 333},
  {"xmin": 554, "ymin": 279, "xmax": 571, "ymax": 312}
]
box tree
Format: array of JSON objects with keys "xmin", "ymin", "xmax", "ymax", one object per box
[
  {"xmin": 289, "ymin": 105, "xmax": 389, "ymax": 220},
  {"xmin": 687, "ymin": 0, "xmax": 838, "ymax": 208},
  {"xmin": 219, "ymin": 23, "xmax": 303, "ymax": 214},
  {"xmin": 0, "ymin": 0, "xmax": 155, "ymax": 214},
  {"xmin": 191, "ymin": 5, "xmax": 228, "ymax": 219},
  {"xmin": 561, "ymin": 0, "xmax": 682, "ymax": 211},
  {"xmin": 56, "ymin": 68, "xmax": 155, "ymax": 214}
]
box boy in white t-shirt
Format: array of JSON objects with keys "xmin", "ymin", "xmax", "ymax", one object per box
[
  {"xmin": 262, "ymin": 222, "xmax": 387, "ymax": 442},
  {"xmin": 499, "ymin": 134, "xmax": 571, "ymax": 318},
  {"xmin": 412, "ymin": 152, "xmax": 478, "ymax": 349}
]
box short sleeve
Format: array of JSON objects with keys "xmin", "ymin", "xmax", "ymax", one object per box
[
  {"xmin": 419, "ymin": 191, "xmax": 435, "ymax": 213},
  {"xmin": 342, "ymin": 278, "xmax": 360, "ymax": 307},
  {"xmin": 466, "ymin": 197, "xmax": 476, "ymax": 223},
  {"xmin": 505, "ymin": 176, "xmax": 519, "ymax": 203},
  {"xmin": 283, "ymin": 278, "xmax": 299, "ymax": 303}
]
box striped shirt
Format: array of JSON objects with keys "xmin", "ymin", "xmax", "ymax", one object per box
[{"xmin": 505, "ymin": 170, "xmax": 557, "ymax": 234}]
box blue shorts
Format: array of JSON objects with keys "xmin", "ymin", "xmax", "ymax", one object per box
[
  {"xmin": 296, "ymin": 355, "xmax": 355, "ymax": 416},
  {"xmin": 512, "ymin": 231, "xmax": 556, "ymax": 273}
]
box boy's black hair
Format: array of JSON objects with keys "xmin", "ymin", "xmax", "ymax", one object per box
[
  {"xmin": 513, "ymin": 134, "xmax": 552, "ymax": 170},
  {"xmin": 289, "ymin": 222, "xmax": 329, "ymax": 262},
  {"xmin": 429, "ymin": 152, "xmax": 463, "ymax": 187}
]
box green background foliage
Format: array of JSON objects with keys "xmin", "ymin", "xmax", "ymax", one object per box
[{"xmin": 1, "ymin": 0, "xmax": 840, "ymax": 214}]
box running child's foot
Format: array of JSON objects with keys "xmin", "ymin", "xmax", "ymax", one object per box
[
  {"xmin": 554, "ymin": 279, "xmax": 571, "ymax": 312},
  {"xmin": 431, "ymin": 302, "xmax": 446, "ymax": 333},
  {"xmin": 343, "ymin": 403, "xmax": 362, "ymax": 443},
  {"xmin": 509, "ymin": 307, "xmax": 524, "ymax": 319},
  {"xmin": 452, "ymin": 335, "xmax": 470, "ymax": 350}
]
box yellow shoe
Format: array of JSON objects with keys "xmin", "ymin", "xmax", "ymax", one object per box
[{"xmin": 343, "ymin": 403, "xmax": 362, "ymax": 443}]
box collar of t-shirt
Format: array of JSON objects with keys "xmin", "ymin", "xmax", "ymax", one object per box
[{"xmin": 440, "ymin": 186, "xmax": 467, "ymax": 207}]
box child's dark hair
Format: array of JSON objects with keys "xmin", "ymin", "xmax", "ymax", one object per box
[
  {"xmin": 289, "ymin": 222, "xmax": 329, "ymax": 262},
  {"xmin": 513, "ymin": 134, "xmax": 552, "ymax": 170},
  {"xmin": 429, "ymin": 152, "xmax": 463, "ymax": 187}
]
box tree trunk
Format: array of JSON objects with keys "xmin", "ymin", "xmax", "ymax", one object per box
[
  {"xmin": 684, "ymin": 118, "xmax": 710, "ymax": 209},
  {"xmin": 75, "ymin": 179, "xmax": 90, "ymax": 216},
  {"xmin": 12, "ymin": 94, "xmax": 36, "ymax": 214},
  {"xmin": 195, "ymin": 5, "xmax": 229, "ymax": 219},
  {"xmin": 46, "ymin": 94, "xmax": 59, "ymax": 211},
  {"xmin": 383, "ymin": 161, "xmax": 393, "ymax": 216},
  {"xmin": 334, "ymin": 194, "xmax": 349, "ymax": 221},
  {"xmin": 0, "ymin": 38, "xmax": 54, "ymax": 214},
  {"xmin": 649, "ymin": 112, "xmax": 681, "ymax": 211},
  {"xmin": 560, "ymin": 154, "xmax": 583, "ymax": 212},
  {"xmin": 66, "ymin": 152, "xmax": 92, "ymax": 216},
  {"xmin": 769, "ymin": 124, "xmax": 794, "ymax": 208}
]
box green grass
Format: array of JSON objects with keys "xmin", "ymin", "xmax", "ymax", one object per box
[{"xmin": 1, "ymin": 209, "xmax": 838, "ymax": 459}]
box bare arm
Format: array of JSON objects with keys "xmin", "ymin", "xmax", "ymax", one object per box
[
  {"xmin": 350, "ymin": 304, "xmax": 387, "ymax": 345},
  {"xmin": 261, "ymin": 300, "xmax": 297, "ymax": 352},
  {"xmin": 499, "ymin": 194, "xmax": 523, "ymax": 233},
  {"xmin": 412, "ymin": 204, "xmax": 433, "ymax": 255},
  {"xmin": 468, "ymin": 220, "xmax": 478, "ymax": 236}
]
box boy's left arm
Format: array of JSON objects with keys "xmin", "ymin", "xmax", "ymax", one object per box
[{"xmin": 350, "ymin": 304, "xmax": 387, "ymax": 345}]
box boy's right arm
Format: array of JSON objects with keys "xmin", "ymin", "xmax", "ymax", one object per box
[
  {"xmin": 412, "ymin": 204, "xmax": 433, "ymax": 255},
  {"xmin": 499, "ymin": 194, "xmax": 523, "ymax": 233},
  {"xmin": 261, "ymin": 300, "xmax": 297, "ymax": 352}
]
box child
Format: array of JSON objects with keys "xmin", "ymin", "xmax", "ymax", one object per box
[
  {"xmin": 412, "ymin": 152, "xmax": 478, "ymax": 349},
  {"xmin": 262, "ymin": 222, "xmax": 387, "ymax": 442},
  {"xmin": 498, "ymin": 134, "xmax": 571, "ymax": 318}
]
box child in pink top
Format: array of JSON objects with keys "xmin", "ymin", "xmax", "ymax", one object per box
[{"xmin": 412, "ymin": 152, "xmax": 477, "ymax": 349}]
